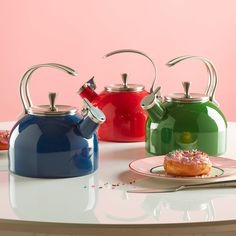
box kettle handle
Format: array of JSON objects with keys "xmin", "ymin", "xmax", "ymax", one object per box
[
  {"xmin": 166, "ymin": 55, "xmax": 218, "ymax": 105},
  {"xmin": 104, "ymin": 49, "xmax": 158, "ymax": 93},
  {"xmin": 20, "ymin": 63, "xmax": 78, "ymax": 114}
]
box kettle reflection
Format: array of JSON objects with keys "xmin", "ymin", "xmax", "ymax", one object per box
[
  {"xmin": 9, "ymin": 172, "xmax": 98, "ymax": 222},
  {"xmin": 143, "ymin": 190, "xmax": 216, "ymax": 222}
]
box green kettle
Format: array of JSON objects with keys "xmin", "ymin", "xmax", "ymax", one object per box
[{"xmin": 141, "ymin": 55, "xmax": 227, "ymax": 156}]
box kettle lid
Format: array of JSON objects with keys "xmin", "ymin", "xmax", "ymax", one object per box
[
  {"xmin": 165, "ymin": 81, "xmax": 209, "ymax": 103},
  {"xmin": 105, "ymin": 73, "xmax": 144, "ymax": 92},
  {"xmin": 28, "ymin": 92, "xmax": 77, "ymax": 116}
]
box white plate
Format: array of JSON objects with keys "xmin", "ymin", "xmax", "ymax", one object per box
[
  {"xmin": 150, "ymin": 165, "xmax": 224, "ymax": 178},
  {"xmin": 129, "ymin": 156, "xmax": 236, "ymax": 182}
]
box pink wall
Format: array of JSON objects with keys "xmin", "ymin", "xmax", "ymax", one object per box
[{"xmin": 1, "ymin": 0, "xmax": 236, "ymax": 121}]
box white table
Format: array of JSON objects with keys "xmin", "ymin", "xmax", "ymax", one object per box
[{"xmin": 1, "ymin": 121, "xmax": 236, "ymax": 236}]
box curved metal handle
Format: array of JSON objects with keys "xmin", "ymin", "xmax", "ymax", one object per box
[
  {"xmin": 20, "ymin": 63, "xmax": 78, "ymax": 114},
  {"xmin": 166, "ymin": 55, "xmax": 218, "ymax": 104},
  {"xmin": 104, "ymin": 49, "xmax": 158, "ymax": 93}
]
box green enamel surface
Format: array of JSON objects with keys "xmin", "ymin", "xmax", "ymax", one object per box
[
  {"xmin": 146, "ymin": 103, "xmax": 164, "ymax": 121},
  {"xmin": 146, "ymin": 101, "xmax": 227, "ymax": 156}
]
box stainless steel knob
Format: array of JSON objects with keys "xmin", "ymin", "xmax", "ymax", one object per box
[
  {"xmin": 48, "ymin": 92, "xmax": 57, "ymax": 112},
  {"xmin": 182, "ymin": 81, "xmax": 191, "ymax": 98},
  {"xmin": 121, "ymin": 73, "xmax": 128, "ymax": 88}
]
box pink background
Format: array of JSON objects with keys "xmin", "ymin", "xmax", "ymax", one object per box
[{"xmin": 1, "ymin": 0, "xmax": 236, "ymax": 122}]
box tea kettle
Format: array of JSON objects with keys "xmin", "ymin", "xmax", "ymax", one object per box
[
  {"xmin": 78, "ymin": 49, "xmax": 158, "ymax": 142},
  {"xmin": 141, "ymin": 56, "xmax": 227, "ymax": 156},
  {"xmin": 9, "ymin": 63, "xmax": 106, "ymax": 178}
]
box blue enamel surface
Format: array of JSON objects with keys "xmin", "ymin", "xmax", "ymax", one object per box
[
  {"xmin": 79, "ymin": 116, "xmax": 100, "ymax": 139},
  {"xmin": 9, "ymin": 114, "xmax": 99, "ymax": 178}
]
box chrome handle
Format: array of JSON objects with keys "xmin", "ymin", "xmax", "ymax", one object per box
[
  {"xmin": 20, "ymin": 63, "xmax": 78, "ymax": 114},
  {"xmin": 166, "ymin": 55, "xmax": 218, "ymax": 105},
  {"xmin": 104, "ymin": 49, "xmax": 158, "ymax": 93}
]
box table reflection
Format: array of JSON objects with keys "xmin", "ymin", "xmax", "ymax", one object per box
[
  {"xmin": 9, "ymin": 172, "xmax": 99, "ymax": 223},
  {"xmin": 142, "ymin": 189, "xmax": 230, "ymax": 222}
]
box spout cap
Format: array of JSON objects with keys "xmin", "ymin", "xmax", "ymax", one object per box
[
  {"xmin": 141, "ymin": 87, "xmax": 161, "ymax": 110},
  {"xmin": 77, "ymin": 76, "xmax": 97, "ymax": 95},
  {"xmin": 86, "ymin": 76, "xmax": 96, "ymax": 90},
  {"xmin": 82, "ymin": 98, "xmax": 106, "ymax": 124}
]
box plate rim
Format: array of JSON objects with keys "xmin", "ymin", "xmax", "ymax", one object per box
[{"xmin": 129, "ymin": 156, "xmax": 236, "ymax": 181}]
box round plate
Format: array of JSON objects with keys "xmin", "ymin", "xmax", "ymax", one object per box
[
  {"xmin": 129, "ymin": 156, "xmax": 236, "ymax": 182},
  {"xmin": 150, "ymin": 165, "xmax": 224, "ymax": 179}
]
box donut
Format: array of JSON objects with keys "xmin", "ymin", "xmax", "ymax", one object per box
[
  {"xmin": 0, "ymin": 130, "xmax": 10, "ymax": 150},
  {"xmin": 164, "ymin": 150, "xmax": 212, "ymax": 177}
]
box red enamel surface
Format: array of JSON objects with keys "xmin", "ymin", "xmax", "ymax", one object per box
[
  {"xmin": 81, "ymin": 88, "xmax": 149, "ymax": 142},
  {"xmin": 79, "ymin": 87, "xmax": 98, "ymax": 102}
]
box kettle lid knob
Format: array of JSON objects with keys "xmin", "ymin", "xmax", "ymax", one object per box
[
  {"xmin": 166, "ymin": 80, "xmax": 209, "ymax": 103},
  {"xmin": 49, "ymin": 92, "xmax": 58, "ymax": 111},
  {"xmin": 182, "ymin": 81, "xmax": 191, "ymax": 98},
  {"xmin": 28, "ymin": 91, "xmax": 77, "ymax": 116},
  {"xmin": 121, "ymin": 73, "xmax": 128, "ymax": 88},
  {"xmin": 105, "ymin": 72, "xmax": 144, "ymax": 92}
]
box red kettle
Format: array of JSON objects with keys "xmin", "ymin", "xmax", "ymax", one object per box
[{"xmin": 78, "ymin": 49, "xmax": 158, "ymax": 142}]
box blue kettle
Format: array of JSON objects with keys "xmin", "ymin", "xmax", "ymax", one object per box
[{"xmin": 9, "ymin": 63, "xmax": 106, "ymax": 178}]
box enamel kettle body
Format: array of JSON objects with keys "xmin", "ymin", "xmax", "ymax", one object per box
[
  {"xmin": 9, "ymin": 64, "xmax": 105, "ymax": 178},
  {"xmin": 79, "ymin": 49, "xmax": 158, "ymax": 142},
  {"xmin": 141, "ymin": 56, "xmax": 227, "ymax": 156},
  {"xmin": 88, "ymin": 86, "xmax": 149, "ymax": 142}
]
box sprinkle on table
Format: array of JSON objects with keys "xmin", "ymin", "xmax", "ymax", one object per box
[{"xmin": 83, "ymin": 179, "xmax": 137, "ymax": 190}]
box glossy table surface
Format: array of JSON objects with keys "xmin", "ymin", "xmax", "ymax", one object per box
[{"xmin": 1, "ymin": 121, "xmax": 236, "ymax": 235}]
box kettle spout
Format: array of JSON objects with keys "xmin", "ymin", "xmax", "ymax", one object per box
[
  {"xmin": 78, "ymin": 98, "xmax": 106, "ymax": 139},
  {"xmin": 77, "ymin": 77, "xmax": 98, "ymax": 102},
  {"xmin": 140, "ymin": 87, "xmax": 165, "ymax": 122}
]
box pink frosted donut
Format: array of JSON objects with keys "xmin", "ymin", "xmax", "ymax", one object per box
[
  {"xmin": 0, "ymin": 130, "xmax": 10, "ymax": 150},
  {"xmin": 164, "ymin": 150, "xmax": 212, "ymax": 177}
]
